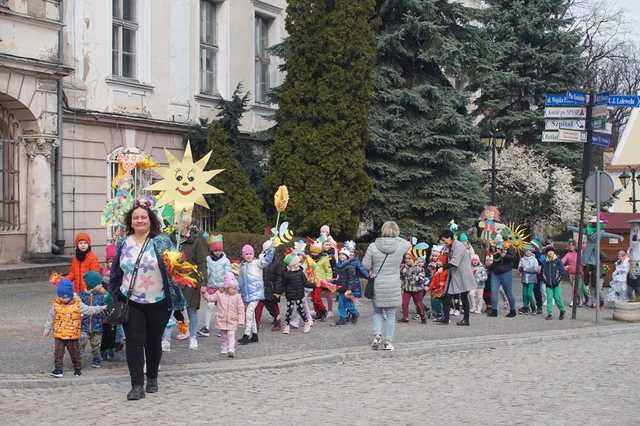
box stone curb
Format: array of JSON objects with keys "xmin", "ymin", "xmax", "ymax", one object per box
[{"xmin": 3, "ymin": 323, "xmax": 639, "ymax": 389}]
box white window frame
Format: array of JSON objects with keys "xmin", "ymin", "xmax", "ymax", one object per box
[
  {"xmin": 112, "ymin": 0, "xmax": 138, "ymax": 79},
  {"xmin": 200, "ymin": 0, "xmax": 219, "ymax": 95},
  {"xmin": 254, "ymin": 14, "xmax": 272, "ymax": 104}
]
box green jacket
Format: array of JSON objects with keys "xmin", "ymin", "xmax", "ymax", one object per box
[
  {"xmin": 314, "ymin": 254, "xmax": 333, "ymax": 281},
  {"xmin": 172, "ymin": 231, "xmax": 208, "ymax": 309}
]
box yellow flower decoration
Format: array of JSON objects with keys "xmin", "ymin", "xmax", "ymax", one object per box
[{"xmin": 274, "ymin": 185, "xmax": 289, "ymax": 212}]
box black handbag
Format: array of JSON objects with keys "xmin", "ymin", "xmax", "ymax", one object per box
[
  {"xmin": 105, "ymin": 238, "xmax": 149, "ymax": 325},
  {"xmin": 365, "ymin": 254, "xmax": 389, "ymax": 299}
]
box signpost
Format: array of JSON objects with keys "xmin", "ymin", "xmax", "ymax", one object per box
[
  {"xmin": 543, "ymin": 107, "xmax": 587, "ymax": 118},
  {"xmin": 592, "ymin": 132, "xmax": 611, "ymax": 148},
  {"xmin": 558, "ymin": 129, "xmax": 587, "ymax": 142},
  {"xmin": 544, "ymin": 119, "xmax": 585, "ymax": 131},
  {"xmin": 607, "ymin": 95, "xmax": 640, "ymax": 107}
]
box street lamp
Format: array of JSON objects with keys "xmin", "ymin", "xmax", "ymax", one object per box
[
  {"xmin": 618, "ymin": 166, "xmax": 640, "ymax": 213},
  {"xmin": 481, "ymin": 129, "xmax": 506, "ymax": 205}
]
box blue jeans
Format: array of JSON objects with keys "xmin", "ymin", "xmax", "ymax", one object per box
[
  {"xmin": 491, "ymin": 271, "xmax": 516, "ymax": 312},
  {"xmin": 372, "ymin": 305, "xmax": 396, "ymax": 342},
  {"xmin": 338, "ymin": 293, "xmax": 359, "ymax": 320},
  {"xmin": 187, "ymin": 307, "xmax": 198, "ymax": 338}
]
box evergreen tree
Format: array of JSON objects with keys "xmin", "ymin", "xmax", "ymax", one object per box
[
  {"xmin": 267, "ymin": 0, "xmax": 376, "ymax": 238},
  {"xmin": 366, "ymin": 0, "xmax": 487, "ymax": 239},
  {"xmin": 205, "ymin": 122, "xmax": 267, "ymax": 233},
  {"xmin": 471, "ymin": 0, "xmax": 586, "ymax": 173}
]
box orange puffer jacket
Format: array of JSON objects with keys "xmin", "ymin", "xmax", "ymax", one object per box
[
  {"xmin": 53, "ymin": 298, "xmax": 82, "ymax": 340},
  {"xmin": 67, "ymin": 252, "xmax": 100, "ymax": 294}
]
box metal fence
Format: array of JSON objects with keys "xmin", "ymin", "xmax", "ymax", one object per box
[{"xmin": 0, "ymin": 138, "xmax": 20, "ymax": 231}]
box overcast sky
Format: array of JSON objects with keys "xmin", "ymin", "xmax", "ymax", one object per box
[{"xmin": 613, "ymin": 0, "xmax": 640, "ymax": 38}]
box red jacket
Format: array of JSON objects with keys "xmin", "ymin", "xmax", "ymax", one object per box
[
  {"xmin": 561, "ymin": 251, "xmax": 581, "ymax": 275},
  {"xmin": 67, "ymin": 252, "xmax": 100, "ymax": 294}
]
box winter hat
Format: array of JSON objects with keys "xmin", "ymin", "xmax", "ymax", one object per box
[
  {"xmin": 84, "ymin": 271, "xmax": 103, "ymax": 290},
  {"xmin": 471, "ymin": 254, "xmax": 480, "ymax": 263},
  {"xmin": 294, "ymin": 240, "xmax": 306, "ymax": 256},
  {"xmin": 208, "ymin": 234, "xmax": 224, "ymax": 251},
  {"xmin": 75, "ymin": 232, "xmax": 91, "ymax": 246},
  {"xmin": 105, "ymin": 244, "xmax": 116, "ymax": 261},
  {"xmin": 241, "ymin": 244, "xmax": 254, "ymax": 257},
  {"xmin": 309, "ymin": 242, "xmax": 322, "ymax": 255},
  {"xmin": 56, "ymin": 278, "xmax": 74, "ymax": 299},
  {"xmin": 320, "ymin": 225, "xmax": 331, "ymax": 236},
  {"xmin": 459, "ymin": 233, "xmax": 469, "ymax": 242},
  {"xmin": 283, "ymin": 248, "xmax": 300, "ymax": 268},
  {"xmin": 223, "ymin": 271, "xmax": 238, "ymax": 289},
  {"xmin": 544, "ymin": 245, "xmax": 556, "ymax": 255}
]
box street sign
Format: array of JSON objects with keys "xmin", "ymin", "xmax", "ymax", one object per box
[
  {"xmin": 591, "ymin": 105, "xmax": 609, "ymax": 117},
  {"xmin": 544, "ymin": 107, "xmax": 587, "ymax": 118},
  {"xmin": 542, "ymin": 131, "xmax": 585, "ymax": 143},
  {"xmin": 591, "ymin": 116, "xmax": 608, "ymax": 130},
  {"xmin": 594, "ymin": 91, "xmax": 609, "ymax": 105},
  {"xmin": 592, "ymin": 132, "xmax": 611, "ymax": 148},
  {"xmin": 544, "ymin": 94, "xmax": 584, "ymax": 106},
  {"xmin": 558, "ymin": 129, "xmax": 587, "ymax": 142},
  {"xmin": 565, "ymin": 90, "xmax": 588, "ymax": 104},
  {"xmin": 607, "ymin": 95, "xmax": 640, "ymax": 107},
  {"xmin": 544, "ymin": 119, "xmax": 585, "ymax": 131},
  {"xmin": 585, "ymin": 171, "xmax": 614, "ymax": 203}
]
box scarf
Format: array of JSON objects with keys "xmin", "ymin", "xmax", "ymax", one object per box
[{"xmin": 75, "ymin": 247, "xmax": 90, "ymax": 262}]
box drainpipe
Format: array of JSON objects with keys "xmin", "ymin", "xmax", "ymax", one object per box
[{"xmin": 53, "ymin": 0, "xmax": 65, "ymax": 255}]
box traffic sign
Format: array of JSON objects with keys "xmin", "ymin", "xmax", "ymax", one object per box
[
  {"xmin": 544, "ymin": 107, "xmax": 587, "ymax": 118},
  {"xmin": 607, "ymin": 95, "xmax": 640, "ymax": 107},
  {"xmin": 558, "ymin": 129, "xmax": 587, "ymax": 142},
  {"xmin": 594, "ymin": 91, "xmax": 609, "ymax": 105},
  {"xmin": 544, "ymin": 94, "xmax": 584, "ymax": 107},
  {"xmin": 585, "ymin": 171, "xmax": 614, "ymax": 203},
  {"xmin": 544, "ymin": 119, "xmax": 585, "ymax": 131},
  {"xmin": 565, "ymin": 90, "xmax": 588, "ymax": 104},
  {"xmin": 592, "ymin": 132, "xmax": 611, "ymax": 148}
]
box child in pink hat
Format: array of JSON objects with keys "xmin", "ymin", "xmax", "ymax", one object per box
[{"xmin": 205, "ymin": 272, "xmax": 245, "ymax": 358}]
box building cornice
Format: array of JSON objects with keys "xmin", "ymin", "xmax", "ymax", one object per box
[
  {"xmin": 63, "ymin": 108, "xmax": 196, "ymax": 134},
  {"xmin": 0, "ymin": 53, "xmax": 73, "ymax": 77},
  {"xmin": 105, "ymin": 77, "xmax": 154, "ymax": 92},
  {"xmin": 253, "ymin": 0, "xmax": 283, "ymax": 15}
]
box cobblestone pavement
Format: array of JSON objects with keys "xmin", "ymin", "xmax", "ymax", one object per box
[
  {"xmin": 1, "ymin": 329, "xmax": 638, "ymax": 425},
  {"xmin": 0, "ymin": 279, "xmax": 623, "ymax": 377}
]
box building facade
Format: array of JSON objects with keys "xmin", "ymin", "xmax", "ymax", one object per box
[{"xmin": 0, "ymin": 0, "xmax": 287, "ymax": 263}]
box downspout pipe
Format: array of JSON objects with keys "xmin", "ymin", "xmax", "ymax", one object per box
[{"xmin": 53, "ymin": 0, "xmax": 65, "ymax": 255}]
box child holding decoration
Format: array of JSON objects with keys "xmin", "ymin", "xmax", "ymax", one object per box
[
  {"xmin": 79, "ymin": 271, "xmax": 107, "ymax": 368},
  {"xmin": 199, "ymin": 234, "xmax": 231, "ymax": 337},
  {"xmin": 238, "ymin": 240, "xmax": 274, "ymax": 344},
  {"xmin": 205, "ymin": 272, "xmax": 245, "ymax": 357},
  {"xmin": 400, "ymin": 253, "xmax": 427, "ymax": 323},
  {"xmin": 43, "ymin": 279, "xmax": 107, "ymax": 378},
  {"xmin": 277, "ymin": 249, "xmax": 316, "ymax": 334},
  {"xmin": 334, "ymin": 248, "xmax": 359, "ymax": 325}
]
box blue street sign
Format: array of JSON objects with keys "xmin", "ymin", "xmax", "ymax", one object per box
[
  {"xmin": 544, "ymin": 94, "xmax": 584, "ymax": 106},
  {"xmin": 607, "ymin": 95, "xmax": 640, "ymax": 107},
  {"xmin": 594, "ymin": 91, "xmax": 609, "ymax": 105},
  {"xmin": 565, "ymin": 90, "xmax": 588, "ymax": 104},
  {"xmin": 592, "ymin": 132, "xmax": 611, "ymax": 148}
]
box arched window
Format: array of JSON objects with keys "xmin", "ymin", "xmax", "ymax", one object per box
[{"xmin": 0, "ymin": 105, "xmax": 20, "ymax": 231}]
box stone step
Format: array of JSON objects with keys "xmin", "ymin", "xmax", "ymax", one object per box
[{"xmin": 0, "ymin": 261, "xmax": 71, "ymax": 285}]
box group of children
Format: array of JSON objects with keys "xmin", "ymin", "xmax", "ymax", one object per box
[{"xmin": 45, "ymin": 227, "xmax": 574, "ymax": 377}]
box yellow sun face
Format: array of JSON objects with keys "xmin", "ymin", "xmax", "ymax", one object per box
[{"xmin": 146, "ymin": 142, "xmax": 223, "ymax": 215}]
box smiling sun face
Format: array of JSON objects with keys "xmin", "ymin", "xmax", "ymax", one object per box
[{"xmin": 146, "ymin": 142, "xmax": 223, "ymax": 214}]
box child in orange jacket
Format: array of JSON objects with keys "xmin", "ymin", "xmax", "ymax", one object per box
[{"xmin": 67, "ymin": 232, "xmax": 100, "ymax": 294}]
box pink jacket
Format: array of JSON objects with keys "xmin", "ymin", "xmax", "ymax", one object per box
[
  {"xmin": 210, "ymin": 291, "xmax": 245, "ymax": 331},
  {"xmin": 561, "ymin": 251, "xmax": 581, "ymax": 275}
]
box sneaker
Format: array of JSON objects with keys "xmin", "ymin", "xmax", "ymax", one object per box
[
  {"xmin": 453, "ymin": 309, "xmax": 460, "ymax": 316},
  {"xmin": 271, "ymin": 320, "xmax": 282, "ymax": 332},
  {"xmin": 545, "ymin": 314, "xmax": 553, "ymax": 320},
  {"xmin": 282, "ymin": 325, "xmax": 290, "ymax": 335},
  {"xmin": 326, "ymin": 311, "xmax": 334, "ymax": 319},
  {"xmin": 350, "ymin": 314, "xmax": 358, "ymax": 324},
  {"xmin": 414, "ymin": 313, "xmax": 421, "ymax": 321},
  {"xmin": 249, "ymin": 333, "xmax": 259, "ymax": 343},
  {"xmin": 421, "ymin": 318, "xmax": 427, "ymax": 324},
  {"xmin": 49, "ymin": 369, "xmax": 63, "ymax": 378},
  {"xmin": 313, "ymin": 311, "xmax": 327, "ymax": 322},
  {"xmin": 559, "ymin": 311, "xmax": 565, "ymax": 320},
  {"xmin": 382, "ymin": 342, "xmax": 394, "ymax": 351},
  {"xmin": 506, "ymin": 310, "xmax": 517, "ymax": 318},
  {"xmin": 91, "ymin": 357, "xmax": 102, "ymax": 368},
  {"xmin": 371, "ymin": 335, "xmax": 382, "ymax": 350},
  {"xmin": 290, "ymin": 319, "xmax": 300, "ymax": 329},
  {"xmin": 398, "ymin": 318, "xmax": 409, "ymax": 323},
  {"xmin": 536, "ymin": 308, "xmax": 543, "ymax": 315},
  {"xmin": 518, "ymin": 307, "xmax": 529, "ymax": 315},
  {"xmin": 197, "ymin": 327, "xmax": 210, "ymax": 337},
  {"xmin": 303, "ymin": 321, "xmax": 311, "ymax": 333},
  {"xmin": 456, "ymin": 319, "xmax": 470, "ymax": 326},
  {"xmin": 228, "ymin": 352, "xmax": 235, "ymax": 358},
  {"xmin": 189, "ymin": 337, "xmax": 198, "ymax": 350},
  {"xmin": 487, "ymin": 310, "xmax": 498, "ymax": 317},
  {"xmin": 73, "ymin": 369, "xmax": 82, "ymax": 376},
  {"xmin": 335, "ymin": 319, "xmax": 347, "ymax": 326},
  {"xmin": 238, "ymin": 334, "xmax": 251, "ymax": 345},
  {"xmin": 176, "ymin": 332, "xmax": 189, "ymax": 340},
  {"xmin": 161, "ymin": 339, "xmax": 171, "ymax": 352}
]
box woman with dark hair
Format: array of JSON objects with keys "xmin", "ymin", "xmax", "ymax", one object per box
[{"xmin": 109, "ymin": 201, "xmax": 185, "ymax": 400}]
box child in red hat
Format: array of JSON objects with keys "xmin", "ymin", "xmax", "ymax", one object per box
[{"xmin": 67, "ymin": 232, "xmax": 100, "ymax": 294}]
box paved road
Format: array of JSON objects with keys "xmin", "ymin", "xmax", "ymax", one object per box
[
  {"xmin": 1, "ymin": 329, "xmax": 637, "ymax": 425},
  {"xmin": 0, "ymin": 279, "xmax": 620, "ymax": 376}
]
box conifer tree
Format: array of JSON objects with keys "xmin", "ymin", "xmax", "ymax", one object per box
[
  {"xmin": 266, "ymin": 0, "xmax": 377, "ymax": 238},
  {"xmin": 366, "ymin": 0, "xmax": 487, "ymax": 239}
]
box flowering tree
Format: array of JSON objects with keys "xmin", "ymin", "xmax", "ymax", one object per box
[{"xmin": 473, "ymin": 144, "xmax": 581, "ymax": 230}]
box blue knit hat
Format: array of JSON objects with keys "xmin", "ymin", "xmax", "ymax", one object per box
[
  {"xmin": 56, "ymin": 278, "xmax": 74, "ymax": 299},
  {"xmin": 84, "ymin": 271, "xmax": 103, "ymax": 290}
]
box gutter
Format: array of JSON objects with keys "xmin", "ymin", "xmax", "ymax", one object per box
[{"xmin": 53, "ymin": 0, "xmax": 64, "ymax": 255}]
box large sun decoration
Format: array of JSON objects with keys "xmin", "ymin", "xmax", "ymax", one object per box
[{"xmin": 146, "ymin": 142, "xmax": 224, "ymax": 219}]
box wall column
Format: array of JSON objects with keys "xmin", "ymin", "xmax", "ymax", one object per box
[{"xmin": 20, "ymin": 135, "xmax": 58, "ymax": 256}]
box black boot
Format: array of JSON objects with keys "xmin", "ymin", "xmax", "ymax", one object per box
[
  {"xmin": 506, "ymin": 310, "xmax": 517, "ymax": 318},
  {"xmin": 146, "ymin": 378, "xmax": 158, "ymax": 393},
  {"xmin": 249, "ymin": 333, "xmax": 259, "ymax": 343},
  {"xmin": 127, "ymin": 385, "xmax": 146, "ymax": 400},
  {"xmin": 238, "ymin": 334, "xmax": 251, "ymax": 345}
]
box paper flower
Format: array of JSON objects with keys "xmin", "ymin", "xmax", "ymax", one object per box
[
  {"xmin": 274, "ymin": 185, "xmax": 289, "ymax": 213},
  {"xmin": 162, "ymin": 250, "xmax": 200, "ymax": 288},
  {"xmin": 49, "ymin": 272, "xmax": 63, "ymax": 286}
]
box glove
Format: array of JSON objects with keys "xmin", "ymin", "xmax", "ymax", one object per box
[{"xmin": 262, "ymin": 239, "xmax": 274, "ymax": 252}]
